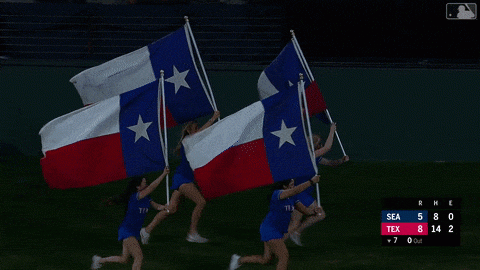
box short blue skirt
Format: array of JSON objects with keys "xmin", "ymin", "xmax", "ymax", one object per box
[{"xmin": 170, "ymin": 173, "xmax": 194, "ymax": 191}]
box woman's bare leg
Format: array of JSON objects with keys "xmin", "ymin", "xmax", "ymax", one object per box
[
  {"xmin": 99, "ymin": 236, "xmax": 143, "ymax": 268},
  {"xmin": 144, "ymin": 190, "xmax": 181, "ymax": 233},
  {"xmin": 179, "ymin": 183, "xmax": 206, "ymax": 235},
  {"xmin": 296, "ymin": 205, "xmax": 325, "ymax": 234},
  {"xmin": 267, "ymin": 239, "xmax": 289, "ymax": 270},
  {"xmin": 125, "ymin": 237, "xmax": 143, "ymax": 270},
  {"xmin": 238, "ymin": 242, "xmax": 272, "ymax": 265}
]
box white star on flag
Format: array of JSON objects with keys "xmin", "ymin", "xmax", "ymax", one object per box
[
  {"xmin": 127, "ymin": 115, "xmax": 152, "ymax": 143},
  {"xmin": 271, "ymin": 120, "xmax": 297, "ymax": 148},
  {"xmin": 165, "ymin": 65, "xmax": 190, "ymax": 94},
  {"xmin": 288, "ymin": 80, "xmax": 294, "ymax": 87}
]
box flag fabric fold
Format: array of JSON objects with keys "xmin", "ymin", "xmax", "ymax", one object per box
[
  {"xmin": 257, "ymin": 41, "xmax": 328, "ymax": 120},
  {"xmin": 182, "ymin": 88, "xmax": 317, "ymax": 200},
  {"xmin": 70, "ymin": 25, "xmax": 213, "ymax": 127},
  {"xmin": 39, "ymin": 83, "xmax": 165, "ymax": 189}
]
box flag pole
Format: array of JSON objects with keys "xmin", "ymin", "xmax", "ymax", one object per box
[
  {"xmin": 290, "ymin": 30, "xmax": 347, "ymax": 157},
  {"xmin": 159, "ymin": 70, "xmax": 170, "ymax": 205},
  {"xmin": 184, "ymin": 16, "xmax": 219, "ymax": 114},
  {"xmin": 299, "ymin": 73, "xmax": 321, "ymax": 207},
  {"xmin": 324, "ymin": 110, "xmax": 346, "ymax": 156},
  {"xmin": 290, "ymin": 30, "xmax": 314, "ymax": 82},
  {"xmin": 299, "ymin": 73, "xmax": 316, "ymax": 171}
]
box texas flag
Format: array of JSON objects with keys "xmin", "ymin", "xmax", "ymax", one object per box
[
  {"xmin": 39, "ymin": 82, "xmax": 165, "ymax": 189},
  {"xmin": 182, "ymin": 87, "xmax": 318, "ymax": 200},
  {"xmin": 70, "ymin": 25, "xmax": 214, "ymax": 127},
  {"xmin": 257, "ymin": 41, "xmax": 328, "ymax": 122}
]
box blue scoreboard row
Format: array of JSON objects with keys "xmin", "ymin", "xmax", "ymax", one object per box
[{"xmin": 381, "ymin": 198, "xmax": 460, "ymax": 246}]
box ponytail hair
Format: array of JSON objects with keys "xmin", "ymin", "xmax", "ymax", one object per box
[
  {"xmin": 309, "ymin": 134, "xmax": 322, "ymax": 150},
  {"xmin": 106, "ymin": 176, "xmax": 143, "ymax": 213},
  {"xmin": 174, "ymin": 120, "xmax": 197, "ymax": 155}
]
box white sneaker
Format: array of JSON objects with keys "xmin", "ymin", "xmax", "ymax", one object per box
[
  {"xmin": 290, "ymin": 232, "xmax": 303, "ymax": 246},
  {"xmin": 229, "ymin": 254, "xmax": 241, "ymax": 270},
  {"xmin": 91, "ymin": 255, "xmax": 102, "ymax": 270},
  {"xmin": 186, "ymin": 232, "xmax": 209, "ymax": 243},
  {"xmin": 140, "ymin": 228, "xmax": 150, "ymax": 245}
]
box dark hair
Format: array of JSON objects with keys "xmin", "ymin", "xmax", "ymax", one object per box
[
  {"xmin": 107, "ymin": 176, "xmax": 143, "ymax": 213},
  {"xmin": 267, "ymin": 179, "xmax": 293, "ymax": 202}
]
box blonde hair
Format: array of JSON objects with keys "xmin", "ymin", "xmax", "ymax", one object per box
[
  {"xmin": 306, "ymin": 134, "xmax": 322, "ymax": 151},
  {"xmin": 175, "ymin": 121, "xmax": 197, "ymax": 155},
  {"xmin": 312, "ymin": 134, "xmax": 322, "ymax": 149}
]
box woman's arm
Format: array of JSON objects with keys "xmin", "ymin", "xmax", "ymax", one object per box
[
  {"xmin": 294, "ymin": 201, "xmax": 313, "ymax": 215},
  {"xmin": 279, "ymin": 175, "xmax": 320, "ymax": 200},
  {"xmin": 197, "ymin": 111, "xmax": 220, "ymax": 133},
  {"xmin": 314, "ymin": 123, "xmax": 336, "ymax": 157},
  {"xmin": 150, "ymin": 201, "xmax": 167, "ymax": 211},
  {"xmin": 138, "ymin": 167, "xmax": 170, "ymax": 200},
  {"xmin": 295, "ymin": 202, "xmax": 324, "ymax": 217},
  {"xmin": 319, "ymin": 155, "xmax": 349, "ymax": 167}
]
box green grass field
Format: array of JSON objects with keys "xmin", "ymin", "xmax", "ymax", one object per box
[{"xmin": 1, "ymin": 156, "xmax": 479, "ymax": 270}]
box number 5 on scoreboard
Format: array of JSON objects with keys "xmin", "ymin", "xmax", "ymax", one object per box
[{"xmin": 418, "ymin": 213, "xmax": 423, "ymax": 220}]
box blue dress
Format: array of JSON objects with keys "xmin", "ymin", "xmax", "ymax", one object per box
[
  {"xmin": 260, "ymin": 190, "xmax": 299, "ymax": 242},
  {"xmin": 118, "ymin": 192, "xmax": 151, "ymax": 241},
  {"xmin": 171, "ymin": 145, "xmax": 195, "ymax": 191}
]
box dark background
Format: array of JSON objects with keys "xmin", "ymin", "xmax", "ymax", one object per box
[
  {"xmin": 1, "ymin": 1, "xmax": 479, "ymax": 161},
  {"xmin": 1, "ymin": 1, "xmax": 479, "ymax": 65},
  {"xmin": 286, "ymin": 0, "xmax": 478, "ymax": 64}
]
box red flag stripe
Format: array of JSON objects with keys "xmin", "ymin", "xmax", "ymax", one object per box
[
  {"xmin": 305, "ymin": 81, "xmax": 327, "ymax": 117},
  {"xmin": 41, "ymin": 133, "xmax": 127, "ymax": 189},
  {"xmin": 194, "ymin": 139, "xmax": 274, "ymax": 200}
]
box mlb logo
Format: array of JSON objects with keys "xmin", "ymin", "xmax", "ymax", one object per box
[{"xmin": 446, "ymin": 3, "xmax": 477, "ymax": 20}]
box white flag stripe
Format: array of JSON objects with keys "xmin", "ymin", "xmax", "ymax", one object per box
[
  {"xmin": 183, "ymin": 101, "xmax": 264, "ymax": 169},
  {"xmin": 257, "ymin": 71, "xmax": 278, "ymax": 100},
  {"xmin": 70, "ymin": 46, "xmax": 156, "ymax": 105},
  {"xmin": 39, "ymin": 96, "xmax": 120, "ymax": 154}
]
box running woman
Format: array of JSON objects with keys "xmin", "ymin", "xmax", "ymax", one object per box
[
  {"xmin": 229, "ymin": 175, "xmax": 322, "ymax": 270},
  {"xmin": 91, "ymin": 167, "xmax": 170, "ymax": 270},
  {"xmin": 287, "ymin": 122, "xmax": 349, "ymax": 246},
  {"xmin": 139, "ymin": 111, "xmax": 220, "ymax": 244}
]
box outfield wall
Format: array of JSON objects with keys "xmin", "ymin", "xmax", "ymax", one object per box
[{"xmin": 1, "ymin": 65, "xmax": 479, "ymax": 161}]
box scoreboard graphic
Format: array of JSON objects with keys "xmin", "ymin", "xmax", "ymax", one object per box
[{"xmin": 381, "ymin": 198, "xmax": 461, "ymax": 246}]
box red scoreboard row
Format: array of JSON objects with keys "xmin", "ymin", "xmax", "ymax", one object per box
[{"xmin": 381, "ymin": 198, "xmax": 460, "ymax": 246}]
